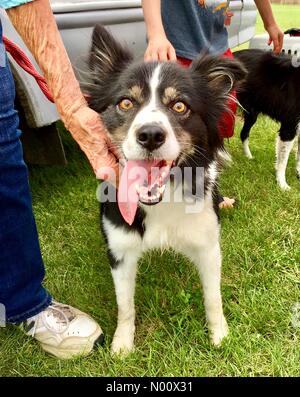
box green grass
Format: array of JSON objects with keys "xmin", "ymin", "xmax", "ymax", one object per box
[{"xmin": 1, "ymin": 5, "xmax": 300, "ymax": 377}]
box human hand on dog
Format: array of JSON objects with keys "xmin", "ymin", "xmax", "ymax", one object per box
[
  {"xmin": 144, "ymin": 34, "xmax": 177, "ymax": 62},
  {"xmin": 66, "ymin": 107, "xmax": 120, "ymax": 186},
  {"xmin": 266, "ymin": 23, "xmax": 284, "ymax": 54},
  {"xmin": 142, "ymin": 0, "xmax": 177, "ymax": 62}
]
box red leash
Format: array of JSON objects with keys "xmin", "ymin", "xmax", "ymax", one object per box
[{"xmin": 3, "ymin": 36, "xmax": 54, "ymax": 103}]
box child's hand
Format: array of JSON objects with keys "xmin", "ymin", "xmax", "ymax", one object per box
[
  {"xmin": 144, "ymin": 34, "xmax": 177, "ymax": 62},
  {"xmin": 266, "ymin": 23, "xmax": 284, "ymax": 54}
]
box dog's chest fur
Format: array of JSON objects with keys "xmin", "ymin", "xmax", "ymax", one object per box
[
  {"xmin": 102, "ymin": 187, "xmax": 219, "ymax": 259},
  {"xmin": 142, "ymin": 197, "xmax": 219, "ymax": 252}
]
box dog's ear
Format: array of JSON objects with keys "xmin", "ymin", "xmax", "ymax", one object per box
[
  {"xmin": 190, "ymin": 55, "xmax": 247, "ymax": 96},
  {"xmin": 89, "ymin": 24, "xmax": 133, "ymax": 76},
  {"xmin": 86, "ymin": 25, "xmax": 134, "ymax": 111}
]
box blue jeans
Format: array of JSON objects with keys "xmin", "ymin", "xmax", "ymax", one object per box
[{"xmin": 0, "ymin": 25, "xmax": 51, "ymax": 323}]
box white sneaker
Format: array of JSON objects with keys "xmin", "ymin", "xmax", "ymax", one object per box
[{"xmin": 20, "ymin": 301, "xmax": 104, "ymax": 359}]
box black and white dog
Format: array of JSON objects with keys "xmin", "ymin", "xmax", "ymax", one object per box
[
  {"xmin": 87, "ymin": 25, "xmax": 246, "ymax": 355},
  {"xmin": 235, "ymin": 49, "xmax": 300, "ymax": 190}
]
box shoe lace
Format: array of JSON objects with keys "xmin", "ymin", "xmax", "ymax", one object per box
[{"xmin": 31, "ymin": 303, "xmax": 75, "ymax": 337}]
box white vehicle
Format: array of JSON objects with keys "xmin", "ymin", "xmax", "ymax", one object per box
[{"xmin": 0, "ymin": 0, "xmax": 257, "ymax": 164}]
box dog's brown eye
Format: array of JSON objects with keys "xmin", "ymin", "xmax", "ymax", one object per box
[
  {"xmin": 118, "ymin": 98, "xmax": 134, "ymax": 111},
  {"xmin": 172, "ymin": 101, "xmax": 187, "ymax": 114}
]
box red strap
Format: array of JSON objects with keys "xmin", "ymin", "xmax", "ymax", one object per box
[{"xmin": 3, "ymin": 36, "xmax": 54, "ymax": 102}]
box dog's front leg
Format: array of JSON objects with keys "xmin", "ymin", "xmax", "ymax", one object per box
[
  {"xmin": 276, "ymin": 127, "xmax": 296, "ymax": 190},
  {"xmin": 110, "ymin": 251, "xmax": 140, "ymax": 356},
  {"xmin": 189, "ymin": 242, "xmax": 228, "ymax": 346}
]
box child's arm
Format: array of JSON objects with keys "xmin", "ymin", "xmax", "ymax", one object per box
[
  {"xmin": 142, "ymin": 0, "xmax": 177, "ymax": 62},
  {"xmin": 254, "ymin": 0, "xmax": 284, "ymax": 53}
]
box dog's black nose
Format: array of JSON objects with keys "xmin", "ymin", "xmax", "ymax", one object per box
[{"xmin": 137, "ymin": 125, "xmax": 166, "ymax": 151}]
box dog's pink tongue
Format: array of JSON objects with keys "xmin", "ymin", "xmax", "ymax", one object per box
[
  {"xmin": 118, "ymin": 160, "xmax": 158, "ymax": 225},
  {"xmin": 118, "ymin": 161, "xmax": 139, "ymax": 225}
]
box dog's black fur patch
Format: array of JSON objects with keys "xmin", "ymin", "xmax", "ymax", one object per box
[{"xmin": 235, "ymin": 49, "xmax": 300, "ymax": 143}]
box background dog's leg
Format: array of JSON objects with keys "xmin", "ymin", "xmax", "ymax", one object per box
[
  {"xmin": 110, "ymin": 251, "xmax": 141, "ymax": 356},
  {"xmin": 240, "ymin": 110, "xmax": 258, "ymax": 159},
  {"xmin": 296, "ymin": 128, "xmax": 300, "ymax": 179},
  {"xmin": 188, "ymin": 243, "xmax": 228, "ymax": 346},
  {"xmin": 276, "ymin": 125, "xmax": 296, "ymax": 190}
]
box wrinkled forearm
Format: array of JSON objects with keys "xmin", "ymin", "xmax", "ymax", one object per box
[{"xmin": 6, "ymin": 0, "xmax": 86, "ymax": 129}]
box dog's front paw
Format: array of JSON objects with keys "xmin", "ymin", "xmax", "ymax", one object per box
[
  {"xmin": 111, "ymin": 334, "xmax": 134, "ymax": 357},
  {"xmin": 210, "ymin": 317, "xmax": 229, "ymax": 347},
  {"xmin": 278, "ymin": 182, "xmax": 291, "ymax": 191}
]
